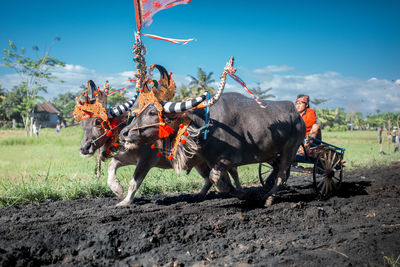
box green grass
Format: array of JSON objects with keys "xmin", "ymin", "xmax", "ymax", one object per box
[
  {"xmin": 0, "ymin": 127, "xmax": 399, "ymax": 207},
  {"xmin": 370, "ymin": 253, "xmax": 400, "ymax": 267},
  {"xmin": 383, "ymin": 254, "xmax": 400, "ymax": 267},
  {"xmin": 322, "ymin": 131, "xmax": 400, "ymax": 169}
]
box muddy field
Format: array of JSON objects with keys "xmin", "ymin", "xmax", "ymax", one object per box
[{"xmin": 0, "ymin": 162, "xmax": 399, "ymax": 266}]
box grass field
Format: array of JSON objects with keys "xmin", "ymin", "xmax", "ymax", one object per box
[{"xmin": 0, "ymin": 126, "xmax": 399, "ymax": 207}]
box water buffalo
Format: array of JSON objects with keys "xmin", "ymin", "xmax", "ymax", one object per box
[
  {"xmin": 120, "ymin": 92, "xmax": 306, "ymax": 206},
  {"xmin": 77, "ymin": 61, "xmax": 242, "ymax": 206}
]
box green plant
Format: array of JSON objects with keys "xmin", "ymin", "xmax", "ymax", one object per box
[
  {"xmin": 383, "ymin": 254, "xmax": 400, "ymax": 267},
  {"xmin": 2, "ymin": 39, "xmax": 65, "ymax": 135}
]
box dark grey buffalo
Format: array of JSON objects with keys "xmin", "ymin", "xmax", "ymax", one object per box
[
  {"xmin": 78, "ymin": 60, "xmax": 241, "ymax": 206},
  {"xmin": 120, "ymin": 92, "xmax": 306, "ymax": 206}
]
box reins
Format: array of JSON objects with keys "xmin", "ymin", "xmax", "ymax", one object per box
[
  {"xmin": 91, "ymin": 121, "xmax": 161, "ymax": 145},
  {"xmin": 128, "ymin": 122, "xmax": 161, "ymax": 132},
  {"xmin": 91, "ymin": 119, "xmax": 127, "ymax": 145}
]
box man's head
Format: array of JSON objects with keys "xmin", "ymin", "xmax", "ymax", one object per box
[{"xmin": 296, "ymin": 94, "xmax": 309, "ymax": 113}]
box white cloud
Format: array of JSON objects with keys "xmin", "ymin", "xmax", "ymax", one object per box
[
  {"xmin": 0, "ymin": 64, "xmax": 138, "ymax": 99},
  {"xmin": 253, "ymin": 64, "xmax": 293, "ymax": 74},
  {"xmin": 225, "ymin": 69, "xmax": 400, "ymax": 114}
]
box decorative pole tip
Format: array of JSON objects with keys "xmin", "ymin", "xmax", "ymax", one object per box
[{"xmin": 225, "ymin": 56, "xmax": 235, "ymax": 72}]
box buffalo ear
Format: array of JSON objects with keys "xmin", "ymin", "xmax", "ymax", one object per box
[
  {"xmin": 163, "ymin": 116, "xmax": 171, "ymax": 123},
  {"xmin": 164, "ymin": 112, "xmax": 180, "ymax": 122}
]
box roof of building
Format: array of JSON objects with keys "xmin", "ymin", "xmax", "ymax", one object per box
[{"xmin": 36, "ymin": 102, "xmax": 60, "ymax": 114}]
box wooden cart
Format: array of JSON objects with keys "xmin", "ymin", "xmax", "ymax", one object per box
[{"xmin": 259, "ymin": 137, "xmax": 345, "ymax": 197}]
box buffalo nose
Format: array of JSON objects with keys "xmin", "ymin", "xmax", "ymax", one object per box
[
  {"xmin": 121, "ymin": 127, "xmax": 129, "ymax": 138},
  {"xmin": 81, "ymin": 142, "xmax": 92, "ymax": 153}
]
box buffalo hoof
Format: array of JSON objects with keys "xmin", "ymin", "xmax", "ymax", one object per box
[
  {"xmin": 116, "ymin": 200, "xmax": 131, "ymax": 207},
  {"xmin": 235, "ymin": 184, "xmax": 243, "ymax": 190},
  {"xmin": 194, "ymin": 192, "xmax": 207, "ymax": 199},
  {"xmin": 213, "ymin": 178, "xmax": 234, "ymax": 194},
  {"xmin": 231, "ymin": 189, "xmax": 247, "ymax": 200},
  {"xmin": 265, "ymin": 195, "xmax": 275, "ymax": 207},
  {"xmin": 192, "ymin": 193, "xmax": 207, "ymax": 202}
]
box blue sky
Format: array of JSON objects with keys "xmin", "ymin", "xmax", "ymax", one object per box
[{"xmin": 1, "ymin": 0, "xmax": 399, "ymax": 114}]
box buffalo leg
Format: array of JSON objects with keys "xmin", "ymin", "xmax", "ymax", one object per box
[
  {"xmin": 107, "ymin": 158, "xmax": 125, "ymax": 198},
  {"xmin": 116, "ymin": 160, "xmax": 153, "ymax": 206},
  {"xmin": 228, "ymin": 167, "xmax": 242, "ymax": 190},
  {"xmin": 108, "ymin": 150, "xmax": 140, "ymax": 198},
  {"xmin": 194, "ymin": 163, "xmax": 213, "ymax": 197},
  {"xmin": 265, "ymin": 146, "xmax": 296, "ymax": 206},
  {"xmin": 195, "ymin": 164, "xmax": 240, "ymax": 197},
  {"xmin": 209, "ymin": 159, "xmax": 245, "ymax": 198}
]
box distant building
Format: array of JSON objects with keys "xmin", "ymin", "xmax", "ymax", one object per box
[{"xmin": 34, "ymin": 102, "xmax": 61, "ymax": 128}]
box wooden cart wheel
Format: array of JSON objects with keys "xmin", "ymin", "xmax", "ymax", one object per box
[
  {"xmin": 313, "ymin": 149, "xmax": 343, "ymax": 197},
  {"xmin": 259, "ymin": 162, "xmax": 290, "ymax": 192}
]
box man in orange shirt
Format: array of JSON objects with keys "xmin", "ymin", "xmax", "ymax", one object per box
[{"xmin": 296, "ymin": 94, "xmax": 321, "ymax": 140}]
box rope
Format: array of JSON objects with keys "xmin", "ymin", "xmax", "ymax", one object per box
[
  {"xmin": 96, "ymin": 150, "xmax": 102, "ymax": 180},
  {"xmin": 90, "ymin": 118, "xmax": 159, "ymax": 146},
  {"xmin": 91, "ymin": 118, "xmax": 128, "ymax": 145},
  {"xmin": 204, "ymin": 92, "xmax": 210, "ymax": 140},
  {"xmin": 107, "ymin": 84, "xmax": 135, "ymax": 96},
  {"xmin": 226, "ymin": 69, "xmax": 266, "ymax": 109},
  {"xmin": 126, "ymin": 122, "xmax": 161, "ymax": 132}
]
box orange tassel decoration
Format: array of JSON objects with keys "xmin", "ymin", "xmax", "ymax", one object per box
[
  {"xmin": 157, "ymin": 152, "xmax": 162, "ymax": 157},
  {"xmin": 106, "ymin": 131, "xmax": 114, "ymax": 137},
  {"xmin": 159, "ymin": 123, "xmax": 174, "ymax": 138},
  {"xmin": 168, "ymin": 155, "xmax": 173, "ymax": 160},
  {"xmin": 151, "ymin": 144, "xmax": 156, "ymax": 149},
  {"xmin": 181, "ymin": 139, "xmax": 186, "ymax": 145},
  {"xmin": 113, "ymin": 143, "xmax": 119, "ymax": 147}
]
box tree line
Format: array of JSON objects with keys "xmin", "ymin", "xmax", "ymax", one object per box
[{"xmin": 1, "ymin": 40, "xmax": 398, "ymax": 135}]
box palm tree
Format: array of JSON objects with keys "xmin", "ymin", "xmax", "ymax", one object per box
[
  {"xmin": 187, "ymin": 68, "xmax": 215, "ymax": 95},
  {"xmin": 316, "ymin": 107, "xmax": 346, "ymax": 129},
  {"xmin": 251, "ymin": 83, "xmax": 275, "ymax": 100},
  {"xmin": 172, "ymin": 84, "xmax": 192, "ymax": 101}
]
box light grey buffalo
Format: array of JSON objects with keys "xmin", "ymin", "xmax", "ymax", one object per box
[
  {"xmin": 78, "ymin": 61, "xmax": 241, "ymax": 206},
  {"xmin": 120, "ymin": 92, "xmax": 306, "ymax": 206}
]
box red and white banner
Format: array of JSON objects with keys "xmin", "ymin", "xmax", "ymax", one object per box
[{"xmin": 134, "ymin": 0, "xmax": 191, "ymax": 31}]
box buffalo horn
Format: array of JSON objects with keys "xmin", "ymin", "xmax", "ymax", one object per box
[
  {"xmin": 149, "ymin": 64, "xmax": 170, "ymax": 84},
  {"xmin": 87, "ymin": 80, "xmax": 96, "ymax": 103},
  {"xmin": 162, "ymin": 92, "xmax": 208, "ymax": 113},
  {"xmin": 107, "ymin": 91, "xmax": 139, "ymax": 118}
]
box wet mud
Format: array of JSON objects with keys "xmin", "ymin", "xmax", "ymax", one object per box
[{"xmin": 0, "ymin": 162, "xmax": 399, "ymax": 266}]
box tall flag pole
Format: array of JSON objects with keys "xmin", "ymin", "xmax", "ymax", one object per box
[
  {"xmin": 132, "ymin": 0, "xmax": 194, "ymax": 94},
  {"xmin": 134, "ymin": 0, "xmax": 143, "ymax": 33},
  {"xmin": 133, "ymin": 0, "xmax": 147, "ymax": 95}
]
